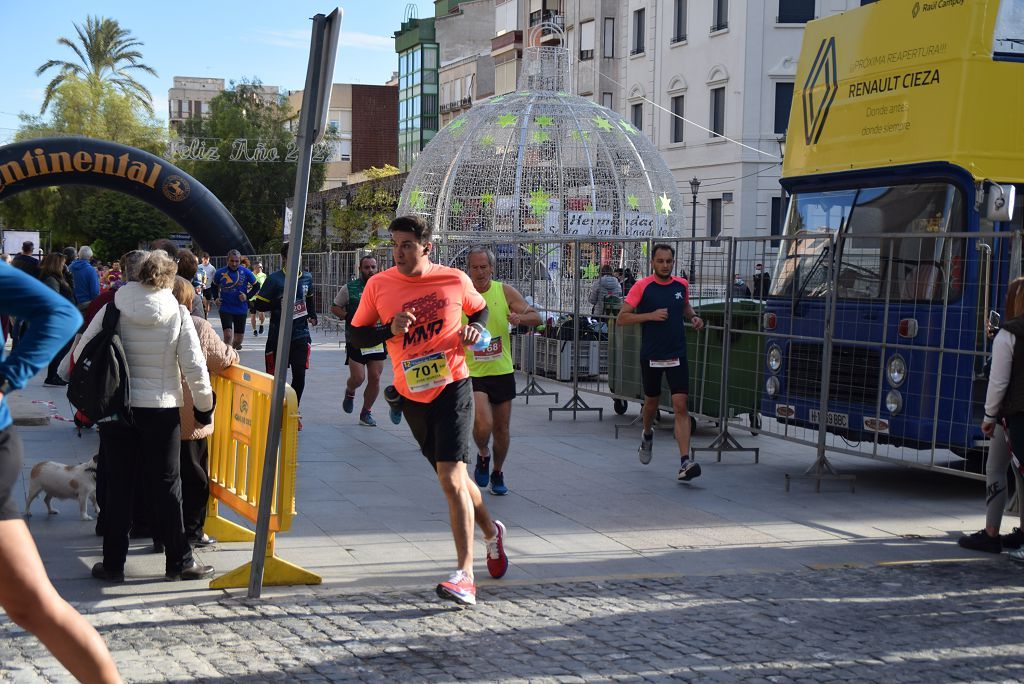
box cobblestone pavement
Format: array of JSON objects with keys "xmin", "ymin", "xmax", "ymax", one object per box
[{"xmin": 3, "ymin": 560, "xmax": 1023, "ymax": 683}]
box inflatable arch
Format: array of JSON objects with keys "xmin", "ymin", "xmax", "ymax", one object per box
[{"xmin": 0, "ymin": 136, "xmax": 254, "ymax": 256}]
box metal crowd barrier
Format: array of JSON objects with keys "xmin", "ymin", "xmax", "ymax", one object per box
[
  {"xmin": 216, "ymin": 230, "xmax": 1018, "ymax": 491},
  {"xmin": 204, "ymin": 364, "xmax": 321, "ymax": 589}
]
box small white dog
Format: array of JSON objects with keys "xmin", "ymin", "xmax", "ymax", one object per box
[{"xmin": 24, "ymin": 456, "xmax": 99, "ymax": 521}]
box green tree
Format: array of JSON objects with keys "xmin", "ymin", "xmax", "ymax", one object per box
[
  {"xmin": 175, "ymin": 80, "xmax": 327, "ymax": 252},
  {"xmin": 0, "ymin": 77, "xmax": 166, "ymax": 247},
  {"xmin": 330, "ymin": 165, "xmax": 401, "ymax": 249},
  {"xmin": 36, "ymin": 15, "xmax": 157, "ymax": 115}
]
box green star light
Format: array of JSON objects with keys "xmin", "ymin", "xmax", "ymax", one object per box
[
  {"xmin": 529, "ymin": 188, "xmax": 551, "ymax": 217},
  {"xmin": 480, "ymin": 192, "xmax": 494, "ymax": 208},
  {"xmin": 534, "ymin": 115, "xmax": 554, "ymax": 127},
  {"xmin": 619, "ymin": 120, "xmax": 640, "ymax": 135},
  {"xmin": 627, "ymin": 194, "xmax": 640, "ymax": 211},
  {"xmin": 532, "ymin": 131, "xmax": 550, "ymax": 144},
  {"xmin": 497, "ymin": 113, "xmax": 518, "ymax": 128},
  {"xmin": 409, "ymin": 187, "xmax": 426, "ymax": 211},
  {"xmin": 570, "ymin": 129, "xmax": 590, "ymax": 142},
  {"xmin": 479, "ymin": 134, "xmax": 495, "ymax": 147},
  {"xmin": 450, "ymin": 200, "xmax": 464, "ymax": 215},
  {"xmin": 593, "ymin": 116, "xmax": 613, "ymax": 131},
  {"xmin": 658, "ymin": 193, "xmax": 673, "ymax": 215}
]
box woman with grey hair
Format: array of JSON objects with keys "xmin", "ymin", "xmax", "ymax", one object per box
[{"xmin": 78, "ymin": 250, "xmax": 217, "ymax": 583}]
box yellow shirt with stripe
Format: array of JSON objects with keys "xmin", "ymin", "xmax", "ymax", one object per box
[{"xmin": 464, "ymin": 279, "xmax": 514, "ymax": 377}]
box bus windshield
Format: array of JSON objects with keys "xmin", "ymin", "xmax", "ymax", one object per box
[{"xmin": 770, "ymin": 183, "xmax": 964, "ymax": 301}]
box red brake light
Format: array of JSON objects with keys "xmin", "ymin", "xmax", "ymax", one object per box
[
  {"xmin": 763, "ymin": 313, "xmax": 777, "ymax": 330},
  {"xmin": 898, "ymin": 318, "xmax": 919, "ymax": 338}
]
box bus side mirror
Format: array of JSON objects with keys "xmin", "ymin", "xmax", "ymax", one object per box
[{"xmin": 985, "ymin": 183, "xmax": 1016, "ymax": 222}]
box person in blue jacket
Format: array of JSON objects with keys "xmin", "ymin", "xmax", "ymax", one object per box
[
  {"xmin": 69, "ymin": 245, "xmax": 100, "ymax": 310},
  {"xmin": 0, "ymin": 262, "xmax": 121, "ymax": 683},
  {"xmin": 252, "ymin": 242, "xmax": 317, "ymax": 428},
  {"xmin": 213, "ymin": 249, "xmax": 259, "ymax": 350}
]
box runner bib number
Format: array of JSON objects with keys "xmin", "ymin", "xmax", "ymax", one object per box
[
  {"xmin": 293, "ymin": 300, "xmax": 308, "ymax": 320},
  {"xmin": 360, "ymin": 343, "xmax": 385, "ymax": 355},
  {"xmin": 472, "ymin": 336, "xmax": 503, "ymax": 362},
  {"xmin": 402, "ymin": 352, "xmax": 453, "ymax": 392},
  {"xmin": 649, "ymin": 358, "xmax": 680, "ymax": 368}
]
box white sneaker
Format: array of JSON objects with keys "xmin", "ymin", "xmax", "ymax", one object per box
[{"xmin": 638, "ymin": 431, "xmax": 653, "ymax": 464}]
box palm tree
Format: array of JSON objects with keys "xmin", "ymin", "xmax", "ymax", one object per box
[{"xmin": 35, "ymin": 16, "xmax": 158, "ymax": 115}]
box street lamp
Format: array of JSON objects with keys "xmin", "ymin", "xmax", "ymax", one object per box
[{"xmin": 689, "ymin": 177, "xmax": 701, "ymax": 280}]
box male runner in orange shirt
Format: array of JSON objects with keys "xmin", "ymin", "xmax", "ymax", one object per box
[{"xmin": 349, "ymin": 215, "xmax": 508, "ymax": 606}]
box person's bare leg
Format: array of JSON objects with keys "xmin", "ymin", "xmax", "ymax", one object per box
[
  {"xmin": 222, "ymin": 329, "xmax": 234, "ymax": 347},
  {"xmin": 346, "ymin": 361, "xmax": 366, "ymax": 397},
  {"xmin": 490, "ymin": 400, "xmax": 513, "ymax": 473},
  {"xmin": 233, "ymin": 332, "xmax": 244, "ymax": 350},
  {"xmin": 363, "ymin": 360, "xmax": 383, "ymax": 413},
  {"xmin": 436, "ymin": 462, "xmax": 479, "ymax": 574},
  {"xmin": 642, "ymin": 395, "xmax": 659, "ymax": 434},
  {"xmin": 472, "ymin": 393, "xmax": 493, "ymax": 459},
  {"xmin": 672, "ymin": 393, "xmax": 691, "ymax": 457},
  {"xmin": 0, "ymin": 520, "xmax": 121, "ymax": 683}
]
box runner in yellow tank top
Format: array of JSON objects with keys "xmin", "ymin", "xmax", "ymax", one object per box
[{"xmin": 464, "ymin": 247, "xmax": 542, "ymax": 496}]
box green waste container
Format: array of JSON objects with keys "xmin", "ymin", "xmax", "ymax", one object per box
[{"xmin": 608, "ymin": 299, "xmax": 763, "ymax": 431}]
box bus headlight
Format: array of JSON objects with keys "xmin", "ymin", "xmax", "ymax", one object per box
[
  {"xmin": 767, "ymin": 344, "xmax": 782, "ymax": 373},
  {"xmin": 766, "ymin": 376, "xmax": 780, "ymax": 398},
  {"xmin": 886, "ymin": 355, "xmax": 907, "ymax": 387},
  {"xmin": 885, "ymin": 390, "xmax": 903, "ymax": 415}
]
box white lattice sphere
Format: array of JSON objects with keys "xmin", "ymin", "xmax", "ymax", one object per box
[{"xmin": 398, "ymin": 44, "xmax": 685, "ymax": 239}]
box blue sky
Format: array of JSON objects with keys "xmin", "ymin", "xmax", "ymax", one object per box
[{"xmin": 0, "ymin": 1, "xmax": 437, "ymax": 141}]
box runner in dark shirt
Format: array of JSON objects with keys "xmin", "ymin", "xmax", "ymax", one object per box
[{"xmin": 617, "ymin": 243, "xmax": 705, "ymax": 482}]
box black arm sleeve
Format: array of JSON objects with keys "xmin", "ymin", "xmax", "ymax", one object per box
[
  {"xmin": 348, "ymin": 323, "xmax": 394, "ymax": 348},
  {"xmin": 467, "ymin": 304, "xmax": 489, "ymax": 328}
]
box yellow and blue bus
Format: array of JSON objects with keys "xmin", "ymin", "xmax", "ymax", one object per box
[{"xmin": 764, "ymin": 0, "xmax": 1024, "ymax": 463}]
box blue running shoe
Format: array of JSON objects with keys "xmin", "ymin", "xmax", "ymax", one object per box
[
  {"xmin": 342, "ymin": 393, "xmax": 354, "ymax": 414},
  {"xmin": 383, "ymin": 385, "xmax": 403, "ymax": 425},
  {"xmin": 359, "ymin": 410, "xmax": 377, "ymax": 427},
  {"xmin": 474, "ymin": 456, "xmax": 490, "ymax": 488},
  {"xmin": 490, "ymin": 471, "xmax": 508, "ymax": 496}
]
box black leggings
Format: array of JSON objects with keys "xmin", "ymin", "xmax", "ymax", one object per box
[
  {"xmin": 265, "ymin": 339, "xmax": 311, "ymax": 405},
  {"xmin": 98, "ymin": 408, "xmax": 192, "ymax": 574}
]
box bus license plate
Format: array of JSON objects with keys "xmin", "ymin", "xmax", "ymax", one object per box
[{"xmin": 809, "ymin": 410, "xmax": 849, "ymax": 428}]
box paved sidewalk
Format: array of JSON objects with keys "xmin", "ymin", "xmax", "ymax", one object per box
[{"xmin": 3, "ymin": 324, "xmax": 1024, "ymax": 681}]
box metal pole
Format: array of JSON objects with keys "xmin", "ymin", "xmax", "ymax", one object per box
[
  {"xmin": 248, "ymin": 12, "xmax": 331, "ymax": 599},
  {"xmin": 689, "ymin": 184, "xmax": 698, "ymax": 280}
]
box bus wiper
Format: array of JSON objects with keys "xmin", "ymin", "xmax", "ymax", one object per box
[{"xmin": 792, "ymin": 243, "xmax": 831, "ymax": 301}]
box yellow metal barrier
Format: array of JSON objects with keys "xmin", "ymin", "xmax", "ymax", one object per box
[{"xmin": 203, "ymin": 364, "xmax": 321, "ymax": 589}]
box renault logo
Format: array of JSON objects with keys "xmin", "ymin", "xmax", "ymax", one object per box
[{"xmin": 802, "ymin": 36, "xmax": 838, "ymax": 146}]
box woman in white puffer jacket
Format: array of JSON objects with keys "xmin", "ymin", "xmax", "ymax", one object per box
[{"xmin": 79, "ymin": 250, "xmax": 217, "ymax": 584}]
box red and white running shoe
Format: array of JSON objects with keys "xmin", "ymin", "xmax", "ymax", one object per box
[
  {"xmin": 436, "ymin": 570, "xmax": 476, "ymax": 606},
  {"xmin": 486, "ymin": 520, "xmax": 509, "ymax": 579}
]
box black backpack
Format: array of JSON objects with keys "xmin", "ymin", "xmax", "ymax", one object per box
[{"xmin": 67, "ymin": 304, "xmax": 131, "ymax": 423}]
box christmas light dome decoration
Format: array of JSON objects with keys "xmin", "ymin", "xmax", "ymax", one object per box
[{"xmin": 397, "ymin": 26, "xmax": 685, "ymax": 241}]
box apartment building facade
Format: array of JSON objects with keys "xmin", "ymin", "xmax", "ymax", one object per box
[
  {"xmin": 287, "ymin": 83, "xmax": 398, "ymax": 190},
  {"xmin": 167, "ymin": 77, "xmax": 279, "ymax": 132}
]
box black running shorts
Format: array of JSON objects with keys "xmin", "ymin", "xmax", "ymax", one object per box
[
  {"xmin": 641, "ymin": 358, "xmax": 689, "ymax": 397},
  {"xmin": 471, "ymin": 373, "xmax": 516, "ymax": 404},
  {"xmin": 403, "ymin": 378, "xmax": 473, "ymax": 469},
  {"xmin": 345, "ymin": 341, "xmax": 388, "ymax": 365},
  {"xmin": 219, "ymin": 312, "xmax": 247, "ymax": 334},
  {"xmin": 0, "ymin": 427, "xmax": 24, "ymax": 521}
]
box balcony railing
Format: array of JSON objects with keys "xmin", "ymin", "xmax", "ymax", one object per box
[
  {"xmin": 671, "ymin": 33, "xmax": 687, "ymax": 44},
  {"xmin": 710, "ymin": 22, "xmax": 728, "ymax": 32},
  {"xmin": 529, "ymin": 10, "xmax": 564, "ymax": 31},
  {"xmin": 777, "ymin": 13, "xmax": 813, "ymax": 23},
  {"xmin": 579, "ymin": 49, "xmax": 594, "ymax": 61},
  {"xmin": 630, "ymin": 46, "xmax": 645, "ymax": 55}
]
